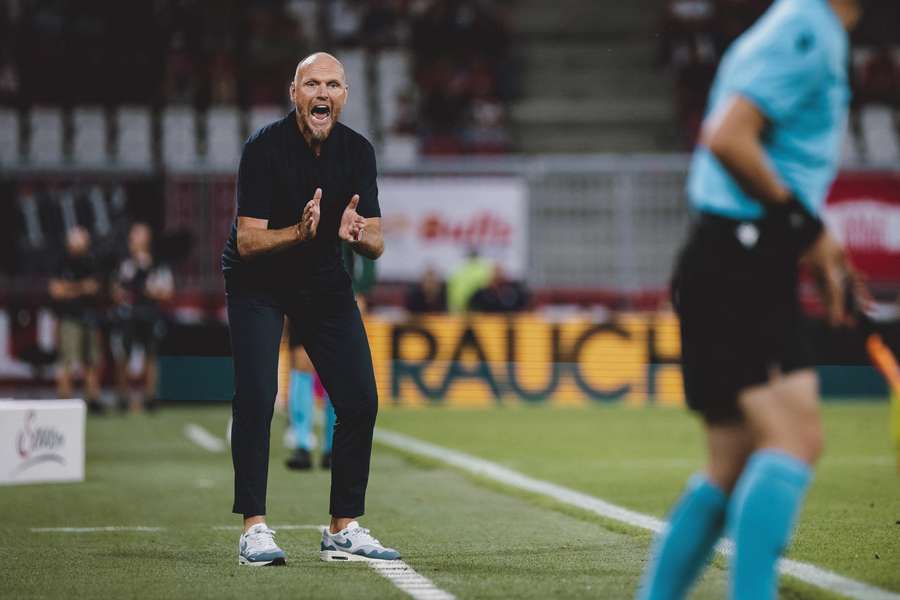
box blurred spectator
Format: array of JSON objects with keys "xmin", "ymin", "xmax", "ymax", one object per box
[
  {"xmin": 208, "ymin": 49, "xmax": 239, "ymax": 105},
  {"xmin": 48, "ymin": 227, "xmax": 103, "ymax": 414},
  {"xmin": 469, "ymin": 265, "xmax": 529, "ymax": 313},
  {"xmin": 109, "ymin": 223, "xmax": 174, "ymax": 413},
  {"xmin": 411, "ymin": 0, "xmax": 514, "ymax": 154},
  {"xmin": 447, "ymin": 249, "xmax": 493, "ymax": 313},
  {"xmin": 406, "ymin": 266, "xmax": 447, "ymax": 314},
  {"xmin": 244, "ymin": 4, "xmax": 307, "ymax": 105},
  {"xmin": 860, "ymin": 44, "xmax": 900, "ymax": 106},
  {"xmin": 360, "ymin": 0, "xmax": 405, "ymax": 47},
  {"xmin": 658, "ymin": 0, "xmax": 720, "ymax": 146},
  {"xmin": 163, "ymin": 32, "xmax": 198, "ymax": 105},
  {"xmin": 0, "ymin": 48, "xmax": 20, "ymax": 104},
  {"xmin": 3, "ymin": 0, "xmax": 514, "ymax": 154},
  {"xmin": 659, "ymin": 0, "xmax": 772, "ymax": 144}
]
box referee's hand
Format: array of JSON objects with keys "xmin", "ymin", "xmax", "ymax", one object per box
[
  {"xmin": 803, "ymin": 231, "xmax": 871, "ymax": 327},
  {"xmin": 299, "ymin": 188, "xmax": 322, "ymax": 241}
]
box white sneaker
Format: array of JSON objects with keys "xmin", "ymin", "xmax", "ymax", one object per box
[
  {"xmin": 238, "ymin": 523, "xmax": 286, "ymax": 566},
  {"xmin": 320, "ymin": 521, "xmax": 401, "ymax": 562}
]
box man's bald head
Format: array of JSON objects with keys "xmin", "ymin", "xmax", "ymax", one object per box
[{"xmin": 294, "ymin": 52, "xmax": 346, "ymax": 86}]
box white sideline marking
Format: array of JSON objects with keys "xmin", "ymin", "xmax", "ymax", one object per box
[
  {"xmin": 212, "ymin": 525, "xmax": 324, "ymax": 531},
  {"xmin": 376, "ymin": 429, "xmax": 900, "ymax": 600},
  {"xmin": 369, "ymin": 560, "xmax": 456, "ymax": 600},
  {"xmin": 31, "ymin": 527, "xmax": 162, "ymax": 533},
  {"xmin": 184, "ymin": 423, "xmax": 226, "ymax": 453}
]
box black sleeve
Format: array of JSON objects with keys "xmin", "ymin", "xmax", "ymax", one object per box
[
  {"xmin": 355, "ymin": 140, "xmax": 381, "ymax": 219},
  {"xmin": 236, "ymin": 139, "xmax": 273, "ymax": 220}
]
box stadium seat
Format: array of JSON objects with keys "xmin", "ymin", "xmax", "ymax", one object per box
[
  {"xmin": 0, "ymin": 108, "xmax": 19, "ymax": 165},
  {"xmin": 339, "ymin": 50, "xmax": 371, "ymax": 140},
  {"xmin": 248, "ymin": 105, "xmax": 283, "ymax": 137},
  {"xmin": 162, "ymin": 107, "xmax": 199, "ymax": 170},
  {"xmin": 381, "ymin": 133, "xmax": 418, "ymax": 167},
  {"xmin": 72, "ymin": 107, "xmax": 108, "ymax": 166},
  {"xmin": 28, "ymin": 107, "xmax": 64, "ymax": 165},
  {"xmin": 860, "ymin": 105, "xmax": 900, "ymax": 164},
  {"xmin": 206, "ymin": 106, "xmax": 241, "ymax": 169},
  {"xmin": 115, "ymin": 106, "xmax": 153, "ymax": 168}
]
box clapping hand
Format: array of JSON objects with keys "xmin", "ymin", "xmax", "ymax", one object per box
[
  {"xmin": 339, "ymin": 194, "xmax": 367, "ymax": 243},
  {"xmin": 298, "ymin": 188, "xmax": 322, "ymax": 241}
]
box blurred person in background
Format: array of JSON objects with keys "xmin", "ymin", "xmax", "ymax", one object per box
[
  {"xmin": 406, "ymin": 266, "xmax": 448, "ymax": 314},
  {"xmin": 283, "ymin": 329, "xmax": 323, "ymax": 471},
  {"xmin": 859, "ymin": 43, "xmax": 900, "ymax": 106},
  {"xmin": 222, "ymin": 52, "xmax": 399, "ymax": 566},
  {"xmin": 284, "ymin": 242, "xmax": 375, "ymax": 472},
  {"xmin": 49, "ymin": 226, "xmax": 103, "ymax": 414},
  {"xmin": 447, "ymin": 248, "xmax": 493, "ymax": 313},
  {"xmin": 469, "ymin": 264, "xmax": 529, "ymax": 313},
  {"xmin": 109, "ymin": 223, "xmax": 174, "ymax": 413},
  {"xmin": 637, "ymin": 1, "xmax": 866, "ymax": 599}
]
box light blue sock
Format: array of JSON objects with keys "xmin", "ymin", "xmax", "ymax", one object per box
[
  {"xmin": 728, "ymin": 450, "xmax": 812, "ymax": 600},
  {"xmin": 637, "ymin": 474, "xmax": 728, "ymax": 600},
  {"xmin": 323, "ymin": 396, "xmax": 336, "ymax": 454},
  {"xmin": 288, "ymin": 370, "xmax": 314, "ymax": 450}
]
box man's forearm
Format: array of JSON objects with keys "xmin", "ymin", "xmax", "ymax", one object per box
[
  {"xmin": 237, "ymin": 224, "xmax": 301, "ymax": 259},
  {"xmin": 710, "ymin": 136, "xmax": 790, "ymax": 206}
]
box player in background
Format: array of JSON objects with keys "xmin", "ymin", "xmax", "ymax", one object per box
[
  {"xmin": 284, "ymin": 329, "xmax": 335, "ymax": 470},
  {"xmin": 637, "ymin": 1, "xmax": 865, "ymax": 599},
  {"xmin": 285, "ymin": 244, "xmax": 373, "ymax": 471}
]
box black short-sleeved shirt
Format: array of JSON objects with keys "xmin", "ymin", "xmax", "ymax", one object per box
[
  {"xmin": 53, "ymin": 253, "xmax": 99, "ymax": 320},
  {"xmin": 221, "ymin": 111, "xmax": 381, "ymax": 292}
]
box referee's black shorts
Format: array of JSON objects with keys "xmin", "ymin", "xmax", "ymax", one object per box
[{"xmin": 672, "ymin": 212, "xmax": 814, "ymax": 424}]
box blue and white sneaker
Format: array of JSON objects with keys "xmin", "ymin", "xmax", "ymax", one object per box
[
  {"xmin": 320, "ymin": 521, "xmax": 401, "ymax": 562},
  {"xmin": 238, "ymin": 523, "xmax": 286, "ymax": 566}
]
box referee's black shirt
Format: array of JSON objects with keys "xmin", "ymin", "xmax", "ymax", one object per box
[{"xmin": 222, "ymin": 111, "xmax": 380, "ymax": 292}]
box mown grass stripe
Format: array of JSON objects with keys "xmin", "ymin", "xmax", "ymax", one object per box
[{"xmin": 375, "ymin": 428, "xmax": 900, "ymax": 600}]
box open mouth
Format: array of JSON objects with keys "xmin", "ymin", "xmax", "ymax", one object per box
[{"xmin": 310, "ymin": 104, "xmax": 331, "ymax": 124}]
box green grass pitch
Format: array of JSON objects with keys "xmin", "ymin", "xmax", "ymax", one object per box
[{"xmin": 1, "ymin": 401, "xmax": 897, "ymax": 599}]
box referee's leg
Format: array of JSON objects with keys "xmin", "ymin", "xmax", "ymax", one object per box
[
  {"xmin": 227, "ymin": 291, "xmax": 285, "ymax": 519},
  {"xmin": 299, "ymin": 291, "xmax": 378, "ymax": 519}
]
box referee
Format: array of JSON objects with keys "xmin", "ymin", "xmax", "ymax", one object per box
[
  {"xmin": 222, "ymin": 52, "xmax": 400, "ymax": 566},
  {"xmin": 637, "ymin": 1, "xmax": 864, "ymax": 599}
]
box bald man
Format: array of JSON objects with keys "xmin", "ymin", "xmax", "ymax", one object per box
[{"xmin": 222, "ymin": 53, "xmax": 399, "ymax": 566}]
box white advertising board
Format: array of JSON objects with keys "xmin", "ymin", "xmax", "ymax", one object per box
[
  {"xmin": 378, "ymin": 176, "xmax": 528, "ymax": 280},
  {"xmin": 0, "ymin": 399, "xmax": 85, "ymax": 485}
]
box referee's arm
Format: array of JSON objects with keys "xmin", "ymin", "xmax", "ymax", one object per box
[
  {"xmin": 700, "ymin": 95, "xmax": 792, "ymax": 206},
  {"xmin": 701, "ymin": 94, "xmax": 861, "ymax": 326}
]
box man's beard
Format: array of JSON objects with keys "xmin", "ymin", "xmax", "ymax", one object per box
[{"xmin": 301, "ymin": 109, "xmax": 335, "ymax": 142}]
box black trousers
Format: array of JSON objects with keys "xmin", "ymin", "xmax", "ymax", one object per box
[{"xmin": 226, "ymin": 282, "xmax": 378, "ymax": 518}]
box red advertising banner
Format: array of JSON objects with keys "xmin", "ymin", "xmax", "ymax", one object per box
[{"xmin": 825, "ymin": 172, "xmax": 900, "ymax": 285}]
